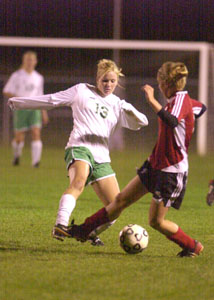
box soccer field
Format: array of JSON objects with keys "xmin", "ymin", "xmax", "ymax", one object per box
[{"xmin": 0, "ymin": 146, "xmax": 214, "ymax": 300}]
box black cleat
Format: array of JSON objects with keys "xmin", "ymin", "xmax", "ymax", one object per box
[
  {"xmin": 52, "ymin": 224, "xmax": 71, "ymax": 241},
  {"xmin": 177, "ymin": 241, "xmax": 204, "ymax": 258},
  {"xmin": 88, "ymin": 235, "xmax": 104, "ymax": 246},
  {"xmin": 68, "ymin": 219, "xmax": 88, "ymax": 243},
  {"xmin": 206, "ymin": 180, "xmax": 214, "ymax": 206},
  {"xmin": 13, "ymin": 157, "xmax": 20, "ymax": 166},
  {"xmin": 33, "ymin": 162, "xmax": 40, "ymax": 168}
]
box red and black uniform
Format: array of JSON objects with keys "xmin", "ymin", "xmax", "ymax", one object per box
[{"xmin": 137, "ymin": 91, "xmax": 206, "ymax": 209}]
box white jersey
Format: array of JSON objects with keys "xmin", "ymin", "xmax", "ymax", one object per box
[
  {"xmin": 8, "ymin": 83, "xmax": 148, "ymax": 163},
  {"xmin": 3, "ymin": 69, "xmax": 44, "ymax": 97}
]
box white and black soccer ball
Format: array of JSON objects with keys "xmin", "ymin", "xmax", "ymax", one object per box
[{"xmin": 119, "ymin": 224, "xmax": 149, "ymax": 254}]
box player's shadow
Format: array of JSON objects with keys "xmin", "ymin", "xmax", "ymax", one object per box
[
  {"xmin": 0, "ymin": 240, "xmax": 79, "ymax": 255},
  {"xmin": 84, "ymin": 251, "xmax": 171, "ymax": 259},
  {"xmin": 0, "ymin": 241, "xmax": 173, "ymax": 258}
]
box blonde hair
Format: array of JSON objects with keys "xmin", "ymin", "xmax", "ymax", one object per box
[
  {"xmin": 157, "ymin": 61, "xmax": 188, "ymax": 91},
  {"xmin": 96, "ymin": 59, "xmax": 124, "ymax": 81}
]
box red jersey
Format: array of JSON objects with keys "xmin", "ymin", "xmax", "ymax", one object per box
[{"xmin": 149, "ymin": 91, "xmax": 204, "ymax": 172}]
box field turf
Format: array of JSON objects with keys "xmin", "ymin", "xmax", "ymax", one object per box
[{"xmin": 0, "ymin": 146, "xmax": 214, "ymax": 300}]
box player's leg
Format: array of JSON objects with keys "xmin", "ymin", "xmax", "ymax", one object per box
[
  {"xmin": 12, "ymin": 110, "xmax": 27, "ymax": 165},
  {"xmin": 69, "ymin": 175, "xmax": 148, "ymax": 241},
  {"xmin": 149, "ymin": 199, "xmax": 203, "ymax": 257},
  {"xmin": 148, "ymin": 199, "xmax": 178, "ymax": 235},
  {"xmin": 92, "ymin": 175, "xmax": 120, "ymax": 207},
  {"xmin": 107, "ymin": 176, "xmax": 148, "ymax": 219},
  {"xmin": 89, "ymin": 175, "xmax": 120, "ymax": 244},
  {"xmin": 206, "ymin": 179, "xmax": 214, "ymax": 206},
  {"xmin": 31, "ymin": 127, "xmax": 42, "ymax": 167},
  {"xmin": 12, "ymin": 130, "xmax": 25, "ymax": 165},
  {"xmin": 30, "ymin": 110, "xmax": 43, "ymax": 167},
  {"xmin": 52, "ymin": 160, "xmax": 90, "ymax": 241}
]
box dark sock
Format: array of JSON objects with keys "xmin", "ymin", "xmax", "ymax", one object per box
[
  {"xmin": 82, "ymin": 207, "xmax": 110, "ymax": 237},
  {"xmin": 167, "ymin": 227, "xmax": 195, "ymax": 251}
]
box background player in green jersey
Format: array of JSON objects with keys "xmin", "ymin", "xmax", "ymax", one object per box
[{"xmin": 3, "ymin": 51, "xmax": 48, "ymax": 167}]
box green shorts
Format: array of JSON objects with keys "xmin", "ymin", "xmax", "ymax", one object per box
[
  {"xmin": 13, "ymin": 110, "xmax": 42, "ymax": 131},
  {"xmin": 65, "ymin": 146, "xmax": 115, "ymax": 185}
]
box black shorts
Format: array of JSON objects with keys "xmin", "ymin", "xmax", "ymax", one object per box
[{"xmin": 137, "ymin": 160, "xmax": 188, "ymax": 209}]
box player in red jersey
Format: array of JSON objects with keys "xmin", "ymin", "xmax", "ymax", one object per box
[{"xmin": 63, "ymin": 61, "xmax": 206, "ymax": 257}]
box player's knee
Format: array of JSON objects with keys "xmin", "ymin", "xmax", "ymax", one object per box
[
  {"xmin": 32, "ymin": 131, "xmax": 40, "ymax": 140},
  {"xmin": 71, "ymin": 177, "xmax": 86, "ymax": 193},
  {"xmin": 15, "ymin": 133, "xmax": 25, "ymax": 143},
  {"xmin": 115, "ymin": 193, "xmax": 127, "ymax": 210}
]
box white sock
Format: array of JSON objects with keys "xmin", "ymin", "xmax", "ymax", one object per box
[
  {"xmin": 55, "ymin": 194, "xmax": 76, "ymax": 226},
  {"xmin": 89, "ymin": 220, "xmax": 116, "ymax": 237},
  {"xmin": 12, "ymin": 140, "xmax": 24, "ymax": 158},
  {"xmin": 31, "ymin": 140, "xmax": 43, "ymax": 165}
]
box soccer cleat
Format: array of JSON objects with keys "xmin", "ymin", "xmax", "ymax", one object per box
[
  {"xmin": 206, "ymin": 180, "xmax": 214, "ymax": 206},
  {"xmin": 88, "ymin": 235, "xmax": 104, "ymax": 246},
  {"xmin": 33, "ymin": 162, "xmax": 40, "ymax": 168},
  {"xmin": 68, "ymin": 219, "xmax": 88, "ymax": 243},
  {"xmin": 177, "ymin": 240, "xmax": 204, "ymax": 258},
  {"xmin": 13, "ymin": 157, "xmax": 20, "ymax": 166},
  {"xmin": 52, "ymin": 224, "xmax": 71, "ymax": 241}
]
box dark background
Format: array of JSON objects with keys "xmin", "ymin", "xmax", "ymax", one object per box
[
  {"xmin": 1, "ymin": 0, "xmax": 214, "ymax": 41},
  {"xmin": 0, "ymin": 0, "xmax": 213, "ymax": 150}
]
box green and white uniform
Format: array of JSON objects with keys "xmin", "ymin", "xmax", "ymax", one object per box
[
  {"xmin": 9, "ymin": 83, "xmax": 148, "ymax": 182},
  {"xmin": 3, "ymin": 69, "xmax": 44, "ymax": 131}
]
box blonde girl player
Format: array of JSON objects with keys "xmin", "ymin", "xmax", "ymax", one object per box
[
  {"xmin": 8, "ymin": 59, "xmax": 148, "ymax": 245},
  {"xmin": 67, "ymin": 62, "xmax": 207, "ymax": 257},
  {"xmin": 3, "ymin": 51, "xmax": 48, "ymax": 167}
]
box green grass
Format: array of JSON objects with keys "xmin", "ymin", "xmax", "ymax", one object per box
[{"xmin": 0, "ymin": 146, "xmax": 214, "ymax": 300}]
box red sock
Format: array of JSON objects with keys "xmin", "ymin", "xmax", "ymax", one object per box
[
  {"xmin": 83, "ymin": 207, "xmax": 110, "ymax": 237},
  {"xmin": 167, "ymin": 227, "xmax": 195, "ymax": 251}
]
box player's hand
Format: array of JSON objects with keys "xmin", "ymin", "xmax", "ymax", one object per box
[
  {"xmin": 8, "ymin": 99, "xmax": 14, "ymax": 110},
  {"xmin": 141, "ymin": 85, "xmax": 155, "ymax": 103}
]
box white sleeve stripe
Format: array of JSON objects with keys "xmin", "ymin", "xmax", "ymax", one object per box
[
  {"xmin": 175, "ymin": 94, "xmax": 184, "ymax": 117},
  {"xmin": 171, "ymin": 94, "xmax": 180, "ymax": 116},
  {"xmin": 192, "ymin": 107, "xmax": 201, "ymax": 115},
  {"xmin": 171, "ymin": 93, "xmax": 185, "ymax": 117}
]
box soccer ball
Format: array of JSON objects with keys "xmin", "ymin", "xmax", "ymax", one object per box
[{"xmin": 119, "ymin": 224, "xmax": 149, "ymax": 254}]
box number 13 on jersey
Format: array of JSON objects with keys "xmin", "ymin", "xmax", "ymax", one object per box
[{"xmin": 95, "ymin": 103, "xmax": 109, "ymax": 119}]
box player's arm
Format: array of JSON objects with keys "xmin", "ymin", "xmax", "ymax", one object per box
[
  {"xmin": 195, "ymin": 104, "xmax": 206, "ymax": 118},
  {"xmin": 3, "ymin": 73, "xmax": 17, "ymax": 99},
  {"xmin": 8, "ymin": 94, "xmax": 54, "ymax": 110},
  {"xmin": 191, "ymin": 99, "xmax": 207, "ymax": 119},
  {"xmin": 42, "ymin": 110, "xmax": 49, "ymax": 125},
  {"xmin": 8, "ymin": 85, "xmax": 78, "ymax": 110},
  {"xmin": 119, "ymin": 100, "xmax": 148, "ymax": 130},
  {"xmin": 142, "ymin": 84, "xmax": 178, "ymax": 128},
  {"xmin": 39, "ymin": 76, "xmax": 49, "ymax": 125}
]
